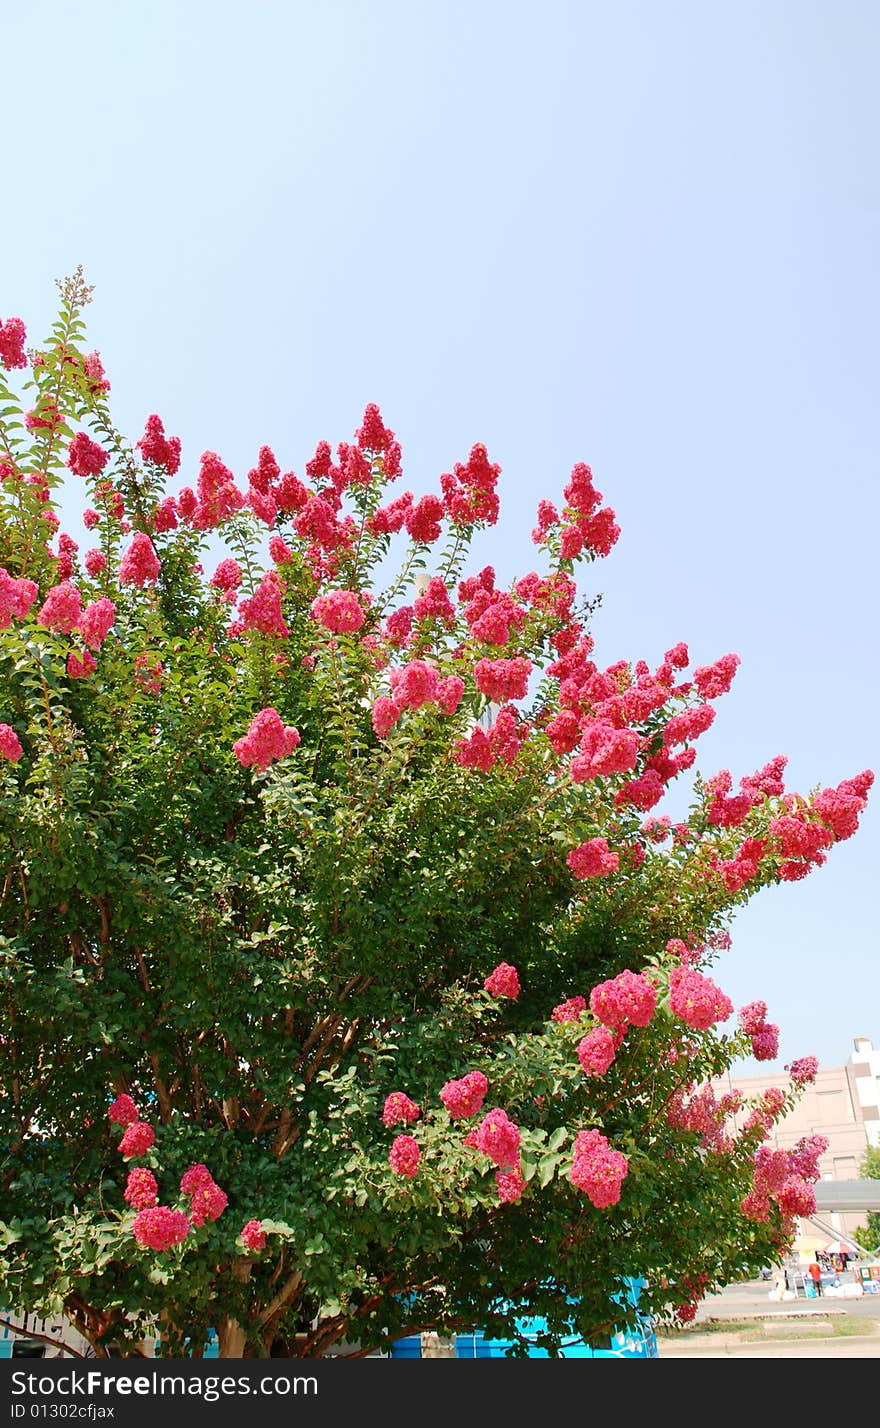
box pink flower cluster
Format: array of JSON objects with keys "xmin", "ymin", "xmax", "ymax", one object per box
[
  {"xmin": 568, "ymin": 1128, "xmax": 628, "ymax": 1207},
  {"xmin": 181, "ymin": 1164, "xmax": 228, "ymax": 1226},
  {"xmin": 0, "ymin": 317, "xmax": 27, "ymax": 369},
  {"xmin": 551, "ymin": 995, "xmax": 587, "ymax": 1024},
  {"xmin": 787, "ymin": 1056, "xmax": 819, "ymax": 1086},
  {"xmin": 570, "ymin": 721, "xmax": 640, "ymax": 782},
  {"xmin": 693, "ymin": 653, "xmax": 740, "ymax": 699},
  {"xmin": 589, "ymin": 970, "xmax": 656, "ymax": 1030},
  {"xmin": 382, "ymin": 1092, "xmax": 421, "ymax": 1126},
  {"xmin": 108, "ymin": 1093, "xmax": 139, "ymax": 1125},
  {"xmin": 474, "ymin": 1108, "xmax": 521, "ymax": 1168},
  {"xmin": 137, "ymin": 415, "xmax": 181, "ymax": 475},
  {"xmin": 0, "ymin": 567, "xmax": 37, "ymax": 628},
  {"xmin": 67, "ymin": 432, "xmax": 109, "ymax": 478},
  {"xmin": 741, "ymin": 1137, "xmax": 826, "ymax": 1224},
  {"xmin": 669, "ymin": 966, "xmax": 733, "ymax": 1031},
  {"xmin": 389, "ymin": 1134, "xmax": 421, "ymax": 1178},
  {"xmin": 119, "ymin": 533, "xmax": 161, "ymax": 588},
  {"xmin": 473, "ymin": 656, "xmax": 532, "ymax": 703},
  {"xmin": 440, "ymin": 1071, "xmax": 488, "ymax": 1119},
  {"xmin": 233, "ymin": 708, "xmax": 301, "ymax": 772},
  {"xmin": 495, "ymin": 1165, "xmax": 525, "ymax": 1203},
  {"xmin": 483, "ymin": 962, "xmax": 520, "ymax": 998},
  {"xmin": 576, "ymin": 1026, "xmax": 617, "ymax": 1077},
  {"xmin": 241, "ymin": 1219, "xmax": 267, "ymax": 1253},
  {"xmin": 118, "ymin": 1121, "xmax": 156, "ymax": 1159},
  {"xmin": 124, "ymin": 1167, "xmax": 158, "ymax": 1211},
  {"xmin": 460, "ymin": 570, "xmax": 526, "ymax": 646},
  {"xmin": 132, "ymin": 1205, "xmax": 191, "ymax": 1251},
  {"xmin": 38, "ymin": 581, "xmax": 82, "ymax": 634},
  {"xmin": 238, "ymin": 573, "xmax": 289, "ymax": 637},
  {"xmin": 440, "ymin": 442, "xmax": 501, "ymax": 528},
  {"xmin": 566, "ymin": 838, "xmax": 619, "ymax": 880},
  {"xmin": 532, "ymin": 463, "xmax": 620, "ymax": 562},
  {"xmin": 737, "ymin": 999, "xmax": 779, "ymax": 1061},
  {"xmin": 413, "ymin": 576, "xmax": 456, "ymax": 624},
  {"xmin": 78, "ymin": 597, "xmax": 116, "ymax": 649},
  {"xmin": 210, "ymin": 558, "xmax": 242, "ymax": 596},
  {"xmin": 666, "ymin": 1084, "xmax": 737, "ymax": 1154},
  {"xmin": 310, "ymin": 589, "xmax": 367, "ymax": 634},
  {"xmin": 0, "ymin": 724, "xmax": 23, "ymax": 761}
]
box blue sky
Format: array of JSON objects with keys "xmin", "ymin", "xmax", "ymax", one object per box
[{"xmin": 3, "ymin": 1, "xmax": 877, "ymax": 1071}]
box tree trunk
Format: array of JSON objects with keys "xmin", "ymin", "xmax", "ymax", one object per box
[{"xmin": 217, "ymin": 1315, "xmax": 248, "ymax": 1358}]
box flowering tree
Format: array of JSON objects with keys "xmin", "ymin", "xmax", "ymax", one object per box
[{"xmin": 0, "ymin": 272, "xmax": 872, "ymax": 1358}]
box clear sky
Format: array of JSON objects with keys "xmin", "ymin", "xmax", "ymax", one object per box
[{"xmin": 3, "ymin": 1, "xmax": 877, "ymax": 1072}]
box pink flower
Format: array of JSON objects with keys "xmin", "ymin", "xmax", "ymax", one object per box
[
  {"xmin": 132, "ymin": 1205, "xmax": 190, "ymax": 1251},
  {"xmin": 475, "ymin": 1109, "xmax": 521, "ymax": 1169},
  {"xmin": 571, "ymin": 721, "xmax": 640, "ymax": 781},
  {"xmin": 37, "ymin": 580, "xmax": 82, "ymax": 634},
  {"xmin": 750, "ymin": 1024, "xmax": 780, "ymax": 1061},
  {"xmin": 189, "ymin": 1181, "xmax": 228, "ymax": 1227},
  {"xmin": 737, "ymin": 1001, "xmax": 768, "ymax": 1035},
  {"xmin": 483, "ymin": 962, "xmax": 520, "ymax": 999},
  {"xmin": 210, "ymin": 558, "xmax": 242, "ymax": 594},
  {"xmin": 118, "ymin": 1121, "xmax": 155, "ymax": 1159},
  {"xmin": 137, "ymin": 415, "xmax": 181, "ymax": 475},
  {"xmin": 124, "ymin": 1168, "xmax": 158, "ymax": 1211},
  {"xmin": 436, "ymin": 675, "xmax": 465, "ymax": 714},
  {"xmin": 440, "ymin": 1071, "xmax": 488, "ymax": 1119},
  {"xmin": 567, "ymin": 838, "xmax": 619, "ymax": 879},
  {"xmin": 0, "ymin": 317, "xmax": 27, "ymax": 369},
  {"xmin": 787, "ymin": 1056, "xmax": 819, "ymax": 1086},
  {"xmin": 180, "ymin": 1164, "xmax": 214, "ymax": 1194},
  {"xmin": 0, "ymin": 724, "xmax": 23, "ymax": 761},
  {"xmin": 389, "ymin": 1134, "xmax": 421, "ymax": 1178},
  {"xmin": 473, "ymin": 656, "xmax": 532, "ymax": 703},
  {"xmin": 357, "ymin": 402, "xmax": 396, "ymax": 455},
  {"xmin": 569, "ymin": 1128, "xmax": 628, "ymax": 1207},
  {"xmin": 589, "ymin": 970, "xmax": 657, "ymax": 1029},
  {"xmin": 241, "ymin": 1219, "xmax": 267, "ymax": 1253},
  {"xmin": 496, "ymin": 1165, "xmax": 525, "ymax": 1203},
  {"xmin": 0, "ymin": 568, "xmax": 38, "ymax": 627},
  {"xmin": 119, "ymin": 534, "xmax": 160, "ymax": 588},
  {"xmin": 382, "ymin": 1092, "xmax": 421, "ymax": 1127},
  {"xmin": 776, "ymin": 1176, "xmax": 816, "ymax": 1219},
  {"xmin": 576, "ymin": 1027, "xmax": 617, "ymax": 1077},
  {"xmin": 67, "ymin": 649, "xmax": 97, "ymax": 679},
  {"xmin": 551, "ymin": 996, "xmax": 587, "ymax": 1024},
  {"xmin": 405, "ymin": 494, "xmax": 444, "ymax": 544},
  {"xmin": 233, "ymin": 707, "xmax": 301, "ymax": 772},
  {"xmin": 440, "ymin": 443, "xmax": 500, "ymax": 528},
  {"xmin": 84, "ymin": 549, "xmax": 107, "ymax": 577},
  {"xmin": 239, "ymin": 573, "xmax": 289, "ymax": 637},
  {"xmin": 77, "ymin": 597, "xmax": 116, "ymax": 649},
  {"xmin": 67, "ymin": 432, "xmax": 109, "ymax": 477},
  {"xmin": 152, "ymin": 497, "xmax": 178, "ymax": 532},
  {"xmin": 310, "ymin": 589, "xmax": 367, "ymax": 634},
  {"xmin": 108, "ymin": 1093, "xmax": 139, "ymax": 1126},
  {"xmin": 693, "ymin": 653, "xmax": 740, "ymax": 700},
  {"xmin": 669, "ymin": 966, "xmax": 733, "ymax": 1031},
  {"xmin": 413, "ymin": 576, "xmax": 457, "ymax": 624},
  {"xmin": 372, "ymin": 695, "xmax": 401, "ymax": 738},
  {"xmin": 389, "ymin": 660, "xmax": 439, "ymax": 711}
]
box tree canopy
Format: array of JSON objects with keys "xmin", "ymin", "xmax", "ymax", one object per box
[{"xmin": 0, "ymin": 274, "xmax": 872, "ymax": 1356}]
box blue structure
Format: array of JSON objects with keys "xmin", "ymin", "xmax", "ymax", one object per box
[{"xmin": 391, "ymin": 1279, "xmax": 658, "ymax": 1359}]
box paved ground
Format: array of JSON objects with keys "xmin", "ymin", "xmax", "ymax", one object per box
[{"xmin": 656, "ymin": 1277, "xmax": 880, "ymax": 1358}]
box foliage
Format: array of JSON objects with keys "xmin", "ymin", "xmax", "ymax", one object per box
[
  {"xmin": 0, "ymin": 274, "xmax": 873, "ymax": 1357},
  {"xmin": 854, "ymin": 1146, "xmax": 880, "ymax": 1254}
]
